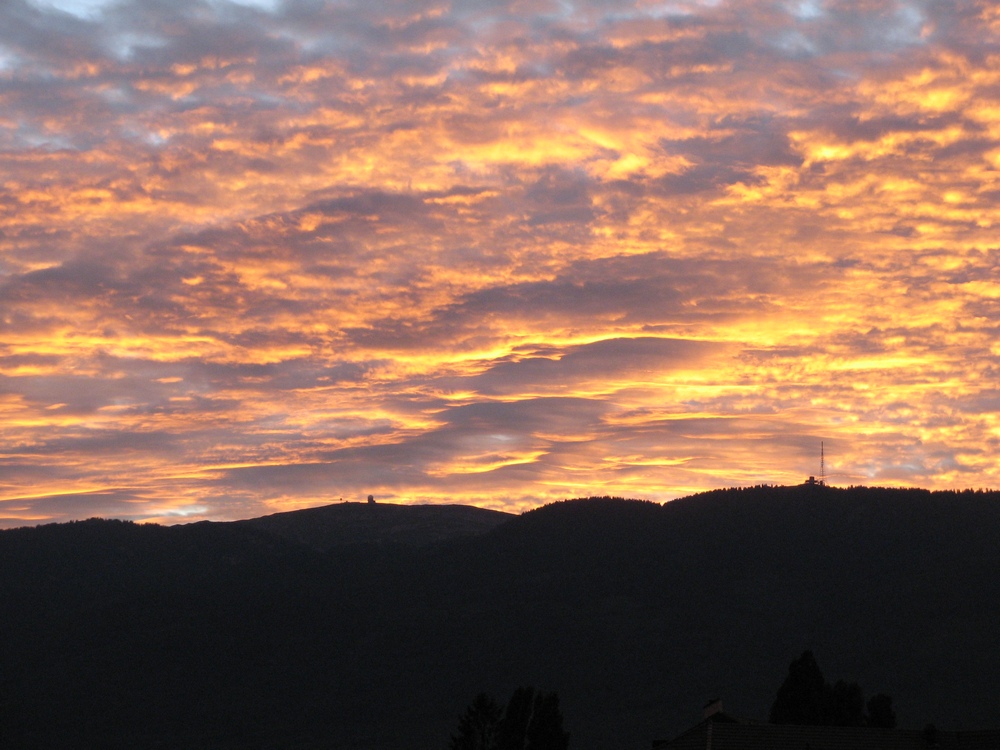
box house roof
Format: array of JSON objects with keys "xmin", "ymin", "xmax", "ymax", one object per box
[{"xmin": 652, "ymin": 715, "xmax": 1000, "ymax": 750}]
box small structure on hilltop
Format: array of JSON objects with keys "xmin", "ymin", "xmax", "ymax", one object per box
[{"xmin": 367, "ymin": 494, "xmax": 375, "ymax": 504}]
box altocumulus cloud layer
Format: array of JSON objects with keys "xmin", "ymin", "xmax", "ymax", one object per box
[{"xmin": 1, "ymin": 0, "xmax": 999, "ymax": 525}]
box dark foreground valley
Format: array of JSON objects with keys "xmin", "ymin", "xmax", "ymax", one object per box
[{"xmin": 1, "ymin": 484, "xmax": 998, "ymax": 748}]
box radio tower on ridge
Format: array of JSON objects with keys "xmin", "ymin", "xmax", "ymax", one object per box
[{"xmin": 820, "ymin": 441, "xmax": 825, "ymax": 486}]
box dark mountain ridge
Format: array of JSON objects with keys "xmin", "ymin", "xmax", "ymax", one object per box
[
  {"xmin": 1, "ymin": 485, "xmax": 998, "ymax": 749},
  {"xmin": 235, "ymin": 500, "xmax": 513, "ymax": 552}
]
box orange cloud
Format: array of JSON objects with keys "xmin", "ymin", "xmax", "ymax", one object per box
[{"xmin": 1, "ymin": 0, "xmax": 999, "ymax": 526}]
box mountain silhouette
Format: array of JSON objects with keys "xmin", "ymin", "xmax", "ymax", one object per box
[
  {"xmin": 1, "ymin": 485, "xmax": 998, "ymax": 749},
  {"xmin": 235, "ymin": 500, "xmax": 512, "ymax": 552}
]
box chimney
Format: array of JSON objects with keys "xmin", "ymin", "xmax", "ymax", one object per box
[{"xmin": 703, "ymin": 698, "xmax": 723, "ymax": 719}]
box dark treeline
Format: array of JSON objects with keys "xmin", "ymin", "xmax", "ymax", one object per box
[
  {"xmin": 770, "ymin": 650, "xmax": 896, "ymax": 728},
  {"xmin": 2, "ymin": 485, "xmax": 1000, "ymax": 748},
  {"xmin": 449, "ymin": 687, "xmax": 569, "ymax": 750}
]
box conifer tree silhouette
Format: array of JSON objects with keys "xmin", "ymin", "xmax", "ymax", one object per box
[
  {"xmin": 451, "ymin": 687, "xmax": 569, "ymax": 750},
  {"xmin": 770, "ymin": 650, "xmax": 828, "ymax": 724},
  {"xmin": 770, "ymin": 651, "xmax": 894, "ymax": 728},
  {"xmin": 449, "ymin": 693, "xmax": 502, "ymax": 750}
]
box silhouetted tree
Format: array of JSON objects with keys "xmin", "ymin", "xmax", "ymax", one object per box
[
  {"xmin": 496, "ymin": 687, "xmax": 536, "ymax": 750},
  {"xmin": 452, "ymin": 687, "xmax": 569, "ymax": 750},
  {"xmin": 828, "ymin": 680, "xmax": 865, "ymax": 726},
  {"xmin": 770, "ymin": 651, "xmax": 894, "ymax": 729},
  {"xmin": 769, "ymin": 650, "xmax": 828, "ymax": 724},
  {"xmin": 524, "ymin": 691, "xmax": 569, "ymax": 750},
  {"xmin": 866, "ymin": 693, "xmax": 897, "ymax": 728},
  {"xmin": 450, "ymin": 693, "xmax": 503, "ymax": 750}
]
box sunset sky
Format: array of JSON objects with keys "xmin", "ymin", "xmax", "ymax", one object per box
[{"xmin": 1, "ymin": 0, "xmax": 999, "ymax": 526}]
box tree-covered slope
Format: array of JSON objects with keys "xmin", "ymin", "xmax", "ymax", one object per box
[
  {"xmin": 1, "ymin": 486, "xmax": 998, "ymax": 749},
  {"xmin": 235, "ymin": 500, "xmax": 512, "ymax": 552}
]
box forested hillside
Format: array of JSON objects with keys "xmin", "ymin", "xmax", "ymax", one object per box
[{"xmin": 1, "ymin": 486, "xmax": 998, "ymax": 749}]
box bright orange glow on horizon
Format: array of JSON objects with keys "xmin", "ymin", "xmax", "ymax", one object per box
[{"xmin": 1, "ymin": 0, "xmax": 999, "ymax": 526}]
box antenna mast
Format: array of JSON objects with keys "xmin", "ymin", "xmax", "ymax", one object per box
[{"xmin": 820, "ymin": 441, "xmax": 825, "ymax": 485}]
